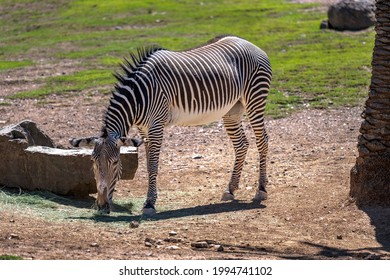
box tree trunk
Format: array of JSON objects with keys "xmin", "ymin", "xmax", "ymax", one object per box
[{"xmin": 350, "ymin": 0, "xmax": 390, "ymax": 205}]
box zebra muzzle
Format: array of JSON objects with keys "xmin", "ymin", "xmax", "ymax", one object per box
[{"xmin": 96, "ymin": 202, "xmax": 111, "ymax": 215}]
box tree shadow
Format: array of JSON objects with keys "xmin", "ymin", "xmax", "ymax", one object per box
[
  {"xmin": 70, "ymin": 200, "xmax": 266, "ymax": 223},
  {"xmin": 192, "ymin": 241, "xmax": 390, "ymax": 260},
  {"xmin": 298, "ymin": 241, "xmax": 390, "ymax": 260},
  {"xmin": 358, "ymin": 205, "xmax": 390, "ymax": 251}
]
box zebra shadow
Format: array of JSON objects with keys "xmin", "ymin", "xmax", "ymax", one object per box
[{"xmin": 71, "ymin": 200, "xmax": 266, "ymax": 223}]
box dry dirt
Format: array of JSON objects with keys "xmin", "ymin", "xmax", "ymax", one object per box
[
  {"xmin": 1, "ymin": 0, "xmax": 390, "ymax": 260},
  {"xmin": 2, "ymin": 77, "xmax": 390, "ymax": 260}
]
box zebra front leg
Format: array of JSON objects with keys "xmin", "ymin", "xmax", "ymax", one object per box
[
  {"xmin": 142, "ymin": 126, "xmax": 164, "ymax": 216},
  {"xmin": 221, "ymin": 102, "xmax": 248, "ymax": 201}
]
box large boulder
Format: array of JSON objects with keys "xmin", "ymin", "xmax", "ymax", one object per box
[
  {"xmin": 0, "ymin": 120, "xmax": 138, "ymax": 196},
  {"xmin": 0, "ymin": 120, "xmax": 55, "ymax": 147},
  {"xmin": 327, "ymin": 0, "xmax": 375, "ymax": 31}
]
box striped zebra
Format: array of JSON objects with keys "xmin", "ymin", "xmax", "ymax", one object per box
[{"xmin": 71, "ymin": 35, "xmax": 272, "ymax": 215}]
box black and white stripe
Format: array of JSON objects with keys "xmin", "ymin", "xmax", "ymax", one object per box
[{"xmin": 87, "ymin": 35, "xmax": 272, "ymax": 214}]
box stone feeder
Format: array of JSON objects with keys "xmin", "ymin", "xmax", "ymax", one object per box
[{"xmin": 0, "ymin": 120, "xmax": 138, "ymax": 196}]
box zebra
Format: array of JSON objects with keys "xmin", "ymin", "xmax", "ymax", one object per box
[{"xmin": 70, "ymin": 35, "xmax": 272, "ymax": 215}]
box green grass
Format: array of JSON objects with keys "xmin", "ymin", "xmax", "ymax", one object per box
[
  {"xmin": 0, "ymin": 188, "xmax": 146, "ymax": 226},
  {"xmin": 0, "ymin": 0, "xmax": 374, "ymax": 115},
  {"xmin": 0, "ymin": 60, "xmax": 34, "ymax": 71},
  {"xmin": 9, "ymin": 69, "xmax": 115, "ymax": 99},
  {"xmin": 0, "ymin": 255, "xmax": 23, "ymax": 260}
]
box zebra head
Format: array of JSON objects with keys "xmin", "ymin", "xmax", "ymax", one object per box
[{"xmin": 70, "ymin": 135, "xmax": 143, "ymax": 214}]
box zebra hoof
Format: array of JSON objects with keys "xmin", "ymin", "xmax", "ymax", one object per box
[
  {"xmin": 253, "ymin": 190, "xmax": 267, "ymax": 202},
  {"xmin": 142, "ymin": 207, "xmax": 156, "ymax": 216},
  {"xmin": 221, "ymin": 192, "xmax": 235, "ymax": 201}
]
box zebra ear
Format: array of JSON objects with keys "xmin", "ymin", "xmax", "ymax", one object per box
[
  {"xmin": 117, "ymin": 137, "xmax": 144, "ymax": 147},
  {"xmin": 69, "ymin": 136, "xmax": 99, "ymax": 147}
]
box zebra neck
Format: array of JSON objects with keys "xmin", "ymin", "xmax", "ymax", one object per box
[
  {"xmin": 104, "ymin": 94, "xmax": 134, "ymax": 139},
  {"xmin": 100, "ymin": 126, "xmax": 123, "ymax": 141}
]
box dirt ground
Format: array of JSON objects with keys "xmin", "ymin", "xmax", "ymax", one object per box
[{"xmin": 1, "ymin": 0, "xmax": 390, "ymax": 260}]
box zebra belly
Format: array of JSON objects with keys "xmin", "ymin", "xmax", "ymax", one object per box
[{"xmin": 169, "ymin": 103, "xmax": 237, "ymax": 126}]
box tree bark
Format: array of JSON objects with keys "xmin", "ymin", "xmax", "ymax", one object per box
[{"xmin": 350, "ymin": 0, "xmax": 390, "ymax": 205}]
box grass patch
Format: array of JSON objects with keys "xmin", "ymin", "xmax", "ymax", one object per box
[
  {"xmin": 0, "ymin": 188, "xmax": 93, "ymax": 221},
  {"xmin": 0, "ymin": 255, "xmax": 23, "ymax": 260},
  {"xmin": 8, "ymin": 69, "xmax": 115, "ymax": 99},
  {"xmin": 0, "ymin": 60, "xmax": 34, "ymax": 71},
  {"xmin": 0, "ymin": 187, "xmax": 146, "ymax": 226}
]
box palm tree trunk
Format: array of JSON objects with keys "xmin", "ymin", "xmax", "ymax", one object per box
[{"xmin": 350, "ymin": 0, "xmax": 390, "ymax": 205}]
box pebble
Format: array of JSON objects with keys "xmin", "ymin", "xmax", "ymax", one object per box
[
  {"xmin": 169, "ymin": 231, "xmax": 177, "ymax": 236},
  {"xmin": 191, "ymin": 241, "xmax": 209, "ymax": 249},
  {"xmin": 166, "ymin": 245, "xmax": 180, "ymax": 250},
  {"xmin": 164, "ymin": 237, "xmax": 182, "ymax": 243},
  {"xmin": 129, "ymin": 221, "xmax": 140, "ymax": 228},
  {"xmin": 90, "ymin": 242, "xmax": 99, "ymax": 247},
  {"xmin": 216, "ymin": 245, "xmax": 224, "ymax": 252},
  {"xmin": 8, "ymin": 233, "xmax": 19, "ymax": 240},
  {"xmin": 192, "ymin": 154, "xmax": 203, "ymax": 159}
]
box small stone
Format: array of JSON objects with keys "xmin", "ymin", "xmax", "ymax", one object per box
[
  {"xmin": 145, "ymin": 242, "xmax": 153, "ymax": 248},
  {"xmin": 216, "ymin": 245, "xmax": 224, "ymax": 252},
  {"xmin": 156, "ymin": 239, "xmax": 164, "ymax": 245},
  {"xmin": 163, "ymin": 237, "xmax": 182, "ymax": 243},
  {"xmin": 320, "ymin": 19, "xmax": 329, "ymax": 29},
  {"xmin": 191, "ymin": 241, "xmax": 209, "ymax": 249},
  {"xmin": 8, "ymin": 233, "xmax": 19, "ymax": 240},
  {"xmin": 9, "ymin": 219, "xmax": 15, "ymax": 223},
  {"xmin": 166, "ymin": 245, "xmax": 180, "ymax": 250},
  {"xmin": 169, "ymin": 231, "xmax": 177, "ymax": 236},
  {"xmin": 145, "ymin": 237, "xmax": 155, "ymax": 244},
  {"xmin": 192, "ymin": 154, "xmax": 203, "ymax": 159},
  {"xmin": 90, "ymin": 242, "xmax": 99, "ymax": 247},
  {"xmin": 129, "ymin": 221, "xmax": 140, "ymax": 228},
  {"xmin": 337, "ymin": 235, "xmax": 343, "ymax": 240}
]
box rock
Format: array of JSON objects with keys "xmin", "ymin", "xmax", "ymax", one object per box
[
  {"xmin": 145, "ymin": 237, "xmax": 155, "ymax": 244},
  {"xmin": 8, "ymin": 233, "xmax": 20, "ymax": 240},
  {"xmin": 90, "ymin": 242, "xmax": 99, "ymax": 247},
  {"xmin": 169, "ymin": 231, "xmax": 177, "ymax": 236},
  {"xmin": 327, "ymin": 0, "xmax": 375, "ymax": 31},
  {"xmin": 216, "ymin": 245, "xmax": 224, "ymax": 252},
  {"xmin": 191, "ymin": 241, "xmax": 209, "ymax": 249},
  {"xmin": 129, "ymin": 221, "xmax": 140, "ymax": 228},
  {"xmin": 320, "ymin": 20, "xmax": 329, "ymax": 30},
  {"xmin": 0, "ymin": 120, "xmax": 138, "ymax": 196},
  {"xmin": 0, "ymin": 120, "xmax": 55, "ymax": 147},
  {"xmin": 166, "ymin": 245, "xmax": 180, "ymax": 250},
  {"xmin": 192, "ymin": 154, "xmax": 203, "ymax": 159},
  {"xmin": 163, "ymin": 237, "xmax": 182, "ymax": 243}
]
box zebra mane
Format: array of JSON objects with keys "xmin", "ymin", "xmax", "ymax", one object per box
[{"xmin": 114, "ymin": 45, "xmax": 165, "ymax": 83}]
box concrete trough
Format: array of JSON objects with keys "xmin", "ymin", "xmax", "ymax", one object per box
[{"xmin": 0, "ymin": 120, "xmax": 138, "ymax": 196}]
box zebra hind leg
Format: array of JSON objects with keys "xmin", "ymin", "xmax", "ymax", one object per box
[
  {"xmin": 247, "ymin": 108, "xmax": 268, "ymax": 202},
  {"xmin": 221, "ymin": 102, "xmax": 249, "ymax": 201}
]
